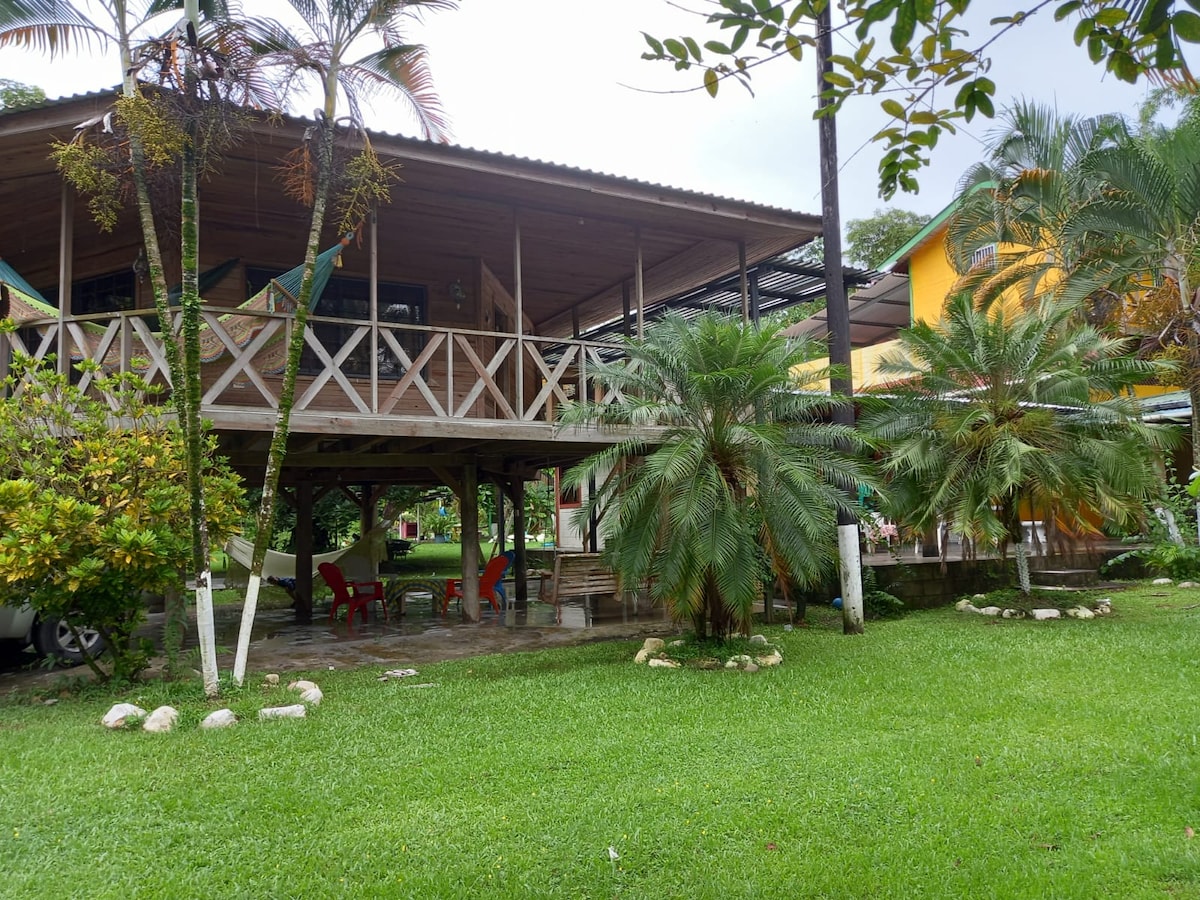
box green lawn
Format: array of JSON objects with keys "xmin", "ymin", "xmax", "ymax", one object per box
[{"xmin": 2, "ymin": 585, "xmax": 1199, "ymax": 898}]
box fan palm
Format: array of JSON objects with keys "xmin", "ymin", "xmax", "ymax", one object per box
[
  {"xmin": 560, "ymin": 312, "xmax": 874, "ymax": 640},
  {"xmin": 859, "ymin": 293, "xmax": 1177, "ymax": 593}
]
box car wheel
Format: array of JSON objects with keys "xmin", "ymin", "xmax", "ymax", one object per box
[{"xmin": 33, "ymin": 617, "xmax": 105, "ymax": 664}]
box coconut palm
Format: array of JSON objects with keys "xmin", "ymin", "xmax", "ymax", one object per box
[
  {"xmin": 559, "ymin": 312, "xmax": 875, "ymax": 640},
  {"xmin": 859, "ymin": 293, "xmax": 1177, "ymax": 593},
  {"xmin": 231, "ymin": 0, "xmax": 453, "ymax": 682}
]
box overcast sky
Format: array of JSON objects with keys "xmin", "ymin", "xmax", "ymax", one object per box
[{"xmin": 0, "ymin": 0, "xmax": 1172, "ymax": 226}]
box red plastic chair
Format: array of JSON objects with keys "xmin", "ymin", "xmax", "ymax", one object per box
[
  {"xmin": 320, "ymin": 562, "xmax": 387, "ymax": 625},
  {"xmin": 443, "ymin": 554, "xmax": 510, "ymax": 615}
]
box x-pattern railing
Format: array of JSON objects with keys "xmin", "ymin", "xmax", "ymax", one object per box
[{"xmin": 3, "ymin": 307, "xmax": 631, "ymax": 424}]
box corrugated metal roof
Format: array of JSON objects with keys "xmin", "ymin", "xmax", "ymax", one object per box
[{"xmin": 0, "ymin": 86, "xmax": 819, "ymax": 222}]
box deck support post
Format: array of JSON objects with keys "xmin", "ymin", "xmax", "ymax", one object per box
[
  {"xmin": 369, "ymin": 206, "xmax": 379, "ymax": 413},
  {"xmin": 460, "ymin": 462, "xmax": 481, "ymax": 622},
  {"xmin": 738, "ymin": 240, "xmax": 749, "ymax": 323},
  {"xmin": 294, "ymin": 481, "xmax": 314, "ymax": 623},
  {"xmin": 57, "ymin": 182, "xmax": 73, "ymax": 373},
  {"xmin": 512, "ymin": 476, "xmax": 528, "ymax": 608},
  {"xmin": 634, "ymin": 227, "xmax": 645, "ymax": 340},
  {"xmin": 514, "ymin": 212, "xmax": 524, "ymax": 417}
]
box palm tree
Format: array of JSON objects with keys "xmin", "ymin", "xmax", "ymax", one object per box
[
  {"xmin": 946, "ymin": 100, "xmax": 1127, "ymax": 310},
  {"xmin": 859, "ymin": 293, "xmax": 1177, "ymax": 593},
  {"xmin": 1060, "ymin": 103, "xmax": 1200, "ymax": 494},
  {"xmin": 0, "ymin": 0, "xmax": 262, "ymax": 694},
  {"xmin": 559, "ymin": 312, "xmax": 874, "ymax": 640},
  {"xmin": 231, "ymin": 0, "xmax": 453, "ymax": 683}
]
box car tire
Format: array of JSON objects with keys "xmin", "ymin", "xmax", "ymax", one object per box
[{"xmin": 33, "ymin": 617, "xmax": 105, "ymax": 664}]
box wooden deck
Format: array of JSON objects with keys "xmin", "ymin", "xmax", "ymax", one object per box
[{"xmin": 5, "ymin": 307, "xmax": 644, "ymax": 446}]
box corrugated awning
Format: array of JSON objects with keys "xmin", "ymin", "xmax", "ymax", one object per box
[{"xmin": 782, "ymin": 271, "xmax": 911, "ymax": 348}]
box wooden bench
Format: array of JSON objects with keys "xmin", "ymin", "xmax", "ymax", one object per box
[{"xmin": 537, "ymin": 553, "xmax": 620, "ymax": 619}]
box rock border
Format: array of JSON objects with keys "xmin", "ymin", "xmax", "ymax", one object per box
[
  {"xmin": 955, "ymin": 595, "xmax": 1112, "ymax": 620},
  {"xmin": 101, "ymin": 674, "xmax": 329, "ymax": 733},
  {"xmin": 632, "ymin": 636, "xmax": 783, "ymax": 671}
]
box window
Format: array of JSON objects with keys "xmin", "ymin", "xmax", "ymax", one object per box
[
  {"xmin": 245, "ymin": 270, "xmax": 426, "ymax": 378},
  {"xmin": 970, "ymin": 244, "xmax": 997, "ymax": 271},
  {"xmin": 72, "ymin": 271, "xmax": 135, "ymax": 315}
]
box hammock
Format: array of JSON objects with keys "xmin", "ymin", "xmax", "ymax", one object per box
[
  {"xmin": 0, "ymin": 237, "xmax": 350, "ymax": 374},
  {"xmin": 224, "ymin": 526, "xmax": 385, "ymax": 582}
]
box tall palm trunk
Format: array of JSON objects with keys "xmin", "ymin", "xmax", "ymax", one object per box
[
  {"xmin": 232, "ymin": 119, "xmax": 336, "ymax": 684},
  {"xmin": 179, "ymin": 0, "xmax": 218, "ymax": 697},
  {"xmin": 116, "ymin": 20, "xmax": 193, "ymax": 669}
]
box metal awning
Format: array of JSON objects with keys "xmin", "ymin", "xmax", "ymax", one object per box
[
  {"xmin": 782, "ymin": 271, "xmax": 911, "ymax": 348},
  {"xmin": 577, "ymin": 257, "xmax": 879, "ymax": 343}
]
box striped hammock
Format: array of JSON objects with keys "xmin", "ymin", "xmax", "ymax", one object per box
[{"xmin": 0, "ymin": 237, "xmax": 350, "ymax": 374}]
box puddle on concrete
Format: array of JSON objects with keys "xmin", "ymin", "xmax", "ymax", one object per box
[{"xmin": 212, "ymin": 595, "xmax": 669, "ymax": 650}]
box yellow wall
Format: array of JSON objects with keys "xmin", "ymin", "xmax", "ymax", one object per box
[{"xmin": 907, "ymin": 231, "xmax": 957, "ymax": 325}]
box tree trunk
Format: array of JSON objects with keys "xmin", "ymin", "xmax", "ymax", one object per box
[
  {"xmin": 179, "ymin": 2, "xmax": 217, "ymax": 697},
  {"xmin": 120, "ymin": 47, "xmax": 191, "ymax": 671},
  {"xmin": 233, "ymin": 120, "xmax": 337, "ymax": 683}
]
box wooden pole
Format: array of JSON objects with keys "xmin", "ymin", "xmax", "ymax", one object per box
[
  {"xmin": 369, "ymin": 206, "xmax": 379, "ymax": 413},
  {"xmin": 738, "ymin": 241, "xmax": 749, "ymax": 323},
  {"xmin": 817, "ymin": 2, "xmax": 863, "ymax": 635},
  {"xmin": 634, "ymin": 227, "xmax": 645, "ymax": 340},
  {"xmin": 514, "ymin": 212, "xmax": 524, "ymax": 417},
  {"xmin": 461, "ymin": 462, "xmax": 480, "ymax": 622},
  {"xmin": 57, "ymin": 182, "xmax": 74, "ymax": 373},
  {"xmin": 513, "ymin": 478, "xmax": 528, "ymax": 607},
  {"xmin": 295, "ymin": 481, "xmax": 314, "ymax": 623}
]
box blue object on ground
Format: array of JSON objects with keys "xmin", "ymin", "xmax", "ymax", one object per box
[{"xmin": 832, "ymin": 596, "xmax": 843, "ymax": 610}]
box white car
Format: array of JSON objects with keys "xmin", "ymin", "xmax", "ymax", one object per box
[{"xmin": 0, "ymin": 603, "xmax": 105, "ymax": 663}]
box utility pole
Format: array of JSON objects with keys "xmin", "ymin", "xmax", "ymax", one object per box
[{"xmin": 817, "ymin": 2, "xmax": 864, "ymax": 635}]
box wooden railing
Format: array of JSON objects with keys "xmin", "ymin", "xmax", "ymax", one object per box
[{"xmin": 3, "ymin": 307, "xmax": 633, "ymax": 424}]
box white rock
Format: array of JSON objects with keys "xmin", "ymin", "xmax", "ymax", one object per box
[
  {"xmin": 978, "ymin": 606, "xmax": 1002, "ymax": 616},
  {"xmin": 1001, "ymin": 608, "xmax": 1026, "ymax": 619},
  {"xmin": 633, "ymin": 648, "xmax": 653, "ymax": 664},
  {"xmin": 1094, "ymin": 599, "xmax": 1113, "ymax": 616},
  {"xmin": 101, "ymin": 703, "xmax": 147, "ymax": 728},
  {"xmin": 264, "ymin": 673, "xmax": 280, "ymax": 685},
  {"xmin": 200, "ymin": 709, "xmax": 237, "ymax": 729},
  {"xmin": 743, "ymin": 663, "xmax": 760, "ymax": 673},
  {"xmin": 642, "ymin": 638, "xmax": 665, "ymax": 652},
  {"xmin": 259, "ymin": 704, "xmax": 307, "ymax": 720},
  {"xmin": 288, "ymin": 680, "xmax": 318, "ymax": 693},
  {"xmin": 749, "ymin": 634, "xmax": 769, "ymax": 646},
  {"xmin": 1180, "ymin": 581, "xmax": 1200, "ymax": 589},
  {"xmin": 1153, "ymin": 577, "xmax": 1174, "ymax": 585},
  {"xmin": 1066, "ymin": 606, "xmax": 1096, "ymax": 620},
  {"xmin": 142, "ymin": 706, "xmax": 179, "ymax": 733},
  {"xmin": 1031, "ymin": 608, "xmax": 1062, "ymax": 620},
  {"xmin": 668, "ymin": 640, "xmax": 686, "ymax": 648},
  {"xmin": 755, "ymin": 651, "xmax": 783, "ymax": 667},
  {"xmin": 972, "ymin": 593, "xmax": 988, "ymax": 600},
  {"xmin": 299, "ymin": 687, "xmax": 323, "ymax": 705},
  {"xmin": 783, "ymin": 624, "xmax": 794, "ymax": 632},
  {"xmin": 647, "ymin": 658, "xmax": 680, "ymax": 668},
  {"xmin": 724, "ymin": 654, "xmax": 753, "ymax": 669},
  {"xmin": 955, "ymin": 598, "xmax": 975, "ymax": 611}
]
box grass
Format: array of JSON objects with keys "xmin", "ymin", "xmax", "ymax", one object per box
[{"xmin": 2, "ymin": 583, "xmax": 1199, "ymax": 898}]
